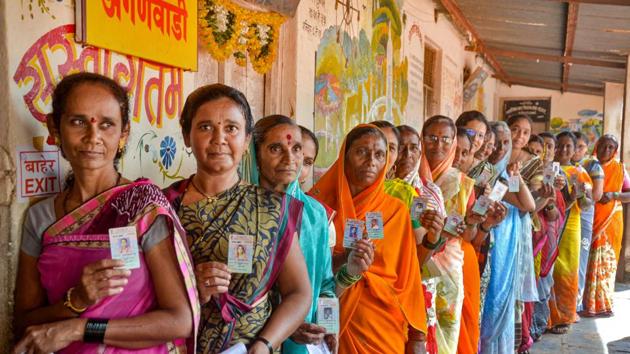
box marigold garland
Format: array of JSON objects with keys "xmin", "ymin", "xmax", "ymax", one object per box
[{"xmin": 198, "ymin": 0, "xmax": 285, "ymax": 74}]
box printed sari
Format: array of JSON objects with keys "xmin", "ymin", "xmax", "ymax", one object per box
[
  {"xmin": 403, "ymin": 160, "xmax": 446, "ymax": 354},
  {"xmin": 548, "ymin": 165, "xmax": 592, "ymax": 326},
  {"xmin": 576, "ymin": 158, "xmax": 603, "ymax": 312},
  {"xmin": 39, "ymin": 179, "xmax": 199, "ymax": 353},
  {"xmin": 310, "ymin": 125, "xmax": 426, "ymax": 354},
  {"xmin": 583, "ymin": 153, "xmax": 627, "ymax": 316},
  {"xmin": 164, "ymin": 179, "xmax": 303, "ymax": 353}
]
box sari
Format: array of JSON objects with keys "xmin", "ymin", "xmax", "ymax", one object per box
[
  {"xmin": 38, "ymin": 179, "xmax": 199, "ymax": 353},
  {"xmin": 403, "ymin": 160, "xmax": 446, "ymax": 354},
  {"xmin": 384, "ymin": 178, "xmax": 420, "ymax": 229},
  {"xmin": 525, "ymin": 184, "xmax": 567, "ymax": 348},
  {"xmin": 164, "ymin": 179, "xmax": 303, "ymax": 353},
  {"xmin": 548, "ymin": 165, "xmax": 592, "ymax": 326},
  {"xmin": 576, "ymin": 159, "xmax": 603, "ymax": 312},
  {"xmin": 310, "ymin": 125, "xmax": 426, "ymax": 354},
  {"xmin": 241, "ymin": 142, "xmax": 336, "ymax": 354},
  {"xmin": 419, "ymin": 135, "xmax": 477, "ymax": 354},
  {"xmin": 583, "ymin": 151, "xmax": 628, "ymax": 316},
  {"xmin": 479, "ymin": 125, "xmax": 520, "ymax": 354}
]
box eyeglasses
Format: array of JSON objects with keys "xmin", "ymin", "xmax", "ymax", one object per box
[
  {"xmin": 465, "ymin": 128, "xmax": 485, "ymax": 140},
  {"xmin": 423, "ymin": 135, "xmax": 453, "ymax": 145}
]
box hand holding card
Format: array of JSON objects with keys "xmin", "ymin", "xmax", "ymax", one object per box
[
  {"xmin": 444, "ymin": 213, "xmax": 464, "ymax": 236},
  {"xmin": 317, "ymin": 298, "xmax": 340, "ymax": 334},
  {"xmin": 343, "ymin": 219, "xmax": 365, "ymax": 248},
  {"xmin": 228, "ymin": 234, "xmax": 254, "ymax": 274},
  {"xmin": 109, "ymin": 226, "xmax": 140, "ymax": 269}
]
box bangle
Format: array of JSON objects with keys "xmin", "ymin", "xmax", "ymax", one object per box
[
  {"xmin": 64, "ymin": 287, "xmax": 87, "ymax": 315},
  {"xmin": 545, "ymin": 204, "xmax": 555, "ymax": 211},
  {"xmin": 479, "ymin": 223, "xmax": 491, "ymax": 233},
  {"xmin": 254, "ymin": 336, "xmax": 274, "ymax": 354},
  {"xmin": 422, "ymin": 235, "xmax": 442, "ymax": 250},
  {"xmin": 613, "ymin": 192, "xmax": 620, "ymax": 200},
  {"xmin": 335, "ymin": 264, "xmax": 362, "ymax": 287},
  {"xmin": 83, "ymin": 318, "xmax": 108, "ymax": 343}
]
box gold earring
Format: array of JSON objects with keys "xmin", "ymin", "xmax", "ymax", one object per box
[
  {"xmin": 54, "ymin": 136, "xmax": 61, "ymax": 146},
  {"xmin": 118, "ymin": 141, "xmax": 126, "ymax": 154}
]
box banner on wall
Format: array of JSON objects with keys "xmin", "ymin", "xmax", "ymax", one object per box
[
  {"xmin": 501, "ymin": 97, "xmax": 551, "ymax": 123},
  {"xmin": 76, "ymin": 0, "xmax": 197, "ymax": 70}
]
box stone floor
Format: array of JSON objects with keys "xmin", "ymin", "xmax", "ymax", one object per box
[{"xmin": 531, "ymin": 283, "xmax": 630, "ymax": 354}]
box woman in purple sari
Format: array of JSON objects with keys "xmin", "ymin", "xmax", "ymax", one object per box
[{"xmin": 13, "ymin": 73, "xmax": 199, "ymax": 354}]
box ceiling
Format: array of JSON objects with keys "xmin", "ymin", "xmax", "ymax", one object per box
[{"xmin": 437, "ymin": 0, "xmax": 630, "ymax": 96}]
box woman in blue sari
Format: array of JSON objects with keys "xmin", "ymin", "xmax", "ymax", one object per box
[
  {"xmin": 479, "ymin": 121, "xmax": 535, "ymax": 354},
  {"xmin": 248, "ymin": 115, "xmax": 374, "ymax": 354}
]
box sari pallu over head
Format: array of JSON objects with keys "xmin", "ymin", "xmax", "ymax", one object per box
[
  {"xmin": 39, "ymin": 180, "xmax": 200, "ymax": 354},
  {"xmin": 164, "ymin": 178, "xmax": 303, "ymax": 352},
  {"xmin": 310, "ymin": 124, "xmax": 426, "ymax": 353},
  {"xmin": 240, "ymin": 141, "xmax": 335, "ymax": 353}
]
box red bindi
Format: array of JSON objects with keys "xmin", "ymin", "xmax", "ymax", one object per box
[
  {"xmin": 90, "ymin": 117, "xmax": 96, "ymax": 123},
  {"xmin": 287, "ymin": 134, "xmax": 292, "ymax": 142}
]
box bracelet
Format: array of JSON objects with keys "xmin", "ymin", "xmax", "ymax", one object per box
[
  {"xmin": 83, "ymin": 318, "xmax": 108, "ymax": 343},
  {"xmin": 254, "ymin": 336, "xmax": 274, "ymax": 354},
  {"xmin": 422, "ymin": 235, "xmax": 442, "ymax": 250},
  {"xmin": 613, "ymin": 192, "xmax": 620, "ymax": 200},
  {"xmin": 335, "ymin": 264, "xmax": 362, "ymax": 288},
  {"xmin": 479, "ymin": 223, "xmax": 491, "ymax": 233},
  {"xmin": 63, "ymin": 287, "xmax": 88, "ymax": 315},
  {"xmin": 464, "ymin": 216, "xmax": 477, "ymax": 228}
]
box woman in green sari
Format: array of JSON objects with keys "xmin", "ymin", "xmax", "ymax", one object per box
[{"xmin": 164, "ymin": 84, "xmax": 312, "ymax": 353}]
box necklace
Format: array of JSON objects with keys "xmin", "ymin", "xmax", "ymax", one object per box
[
  {"xmin": 63, "ymin": 173, "xmax": 122, "ymax": 214},
  {"xmin": 188, "ymin": 175, "xmax": 240, "ymax": 201}
]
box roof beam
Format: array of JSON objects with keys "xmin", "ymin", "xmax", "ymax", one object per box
[
  {"xmin": 561, "ymin": 3, "xmax": 579, "ymax": 92},
  {"xmin": 548, "ymin": 0, "xmax": 630, "ymax": 5},
  {"xmin": 497, "ymin": 75, "xmax": 604, "ymax": 95},
  {"xmin": 439, "ymin": 0, "xmax": 511, "ymax": 85},
  {"xmin": 483, "ymin": 47, "xmax": 626, "ymax": 69}
]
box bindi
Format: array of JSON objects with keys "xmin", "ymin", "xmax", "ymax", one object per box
[
  {"xmin": 90, "ymin": 117, "xmax": 97, "ymax": 124},
  {"xmin": 286, "ymin": 134, "xmax": 293, "ymax": 145}
]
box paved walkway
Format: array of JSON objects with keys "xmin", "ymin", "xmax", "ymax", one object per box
[{"xmin": 531, "ymin": 283, "xmax": 630, "ymax": 354}]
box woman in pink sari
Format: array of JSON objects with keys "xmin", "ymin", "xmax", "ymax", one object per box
[{"xmin": 13, "ymin": 73, "xmax": 199, "ymax": 353}]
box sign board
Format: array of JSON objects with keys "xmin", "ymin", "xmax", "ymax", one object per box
[
  {"xmin": 76, "ymin": 0, "xmax": 197, "ymax": 70},
  {"xmin": 16, "ymin": 149, "xmax": 62, "ymax": 202},
  {"xmin": 501, "ymin": 97, "xmax": 551, "ymax": 123}
]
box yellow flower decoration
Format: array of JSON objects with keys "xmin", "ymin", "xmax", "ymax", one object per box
[{"xmin": 199, "ymin": 0, "xmax": 285, "ymax": 74}]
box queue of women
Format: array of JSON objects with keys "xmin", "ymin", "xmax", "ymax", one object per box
[{"xmin": 12, "ymin": 73, "xmax": 629, "ymax": 354}]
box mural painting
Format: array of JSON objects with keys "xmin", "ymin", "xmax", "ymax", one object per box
[
  {"xmin": 313, "ymin": 0, "xmax": 411, "ymax": 178},
  {"xmin": 550, "ymin": 109, "xmax": 604, "ymax": 150}
]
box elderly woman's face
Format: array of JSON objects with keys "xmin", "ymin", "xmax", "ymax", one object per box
[
  {"xmin": 344, "ymin": 133, "xmax": 387, "ymax": 192},
  {"xmin": 423, "ymin": 121, "xmax": 455, "ymax": 169},
  {"xmin": 596, "ymin": 138, "xmax": 617, "ymax": 163},
  {"xmin": 489, "ymin": 129, "xmax": 510, "ymax": 164},
  {"xmin": 396, "ymin": 130, "xmax": 421, "ymax": 179},
  {"xmin": 185, "ymin": 97, "xmax": 250, "ymax": 176}
]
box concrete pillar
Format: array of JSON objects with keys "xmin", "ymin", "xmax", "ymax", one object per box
[
  {"xmin": 603, "ymin": 82, "xmax": 624, "ymax": 138},
  {"xmin": 620, "ymin": 55, "xmax": 630, "ymax": 283}
]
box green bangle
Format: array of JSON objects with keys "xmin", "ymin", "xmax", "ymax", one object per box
[
  {"xmin": 613, "ymin": 192, "xmax": 620, "ymax": 200},
  {"xmin": 422, "ymin": 235, "xmax": 442, "ymax": 250},
  {"xmin": 335, "ymin": 264, "xmax": 362, "ymax": 287}
]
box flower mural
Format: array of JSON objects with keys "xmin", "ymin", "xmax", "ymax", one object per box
[{"xmin": 160, "ymin": 136, "xmax": 177, "ymax": 170}]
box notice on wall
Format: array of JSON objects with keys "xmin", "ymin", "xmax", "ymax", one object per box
[
  {"xmin": 16, "ymin": 148, "xmax": 62, "ymax": 202},
  {"xmin": 501, "ymin": 97, "xmax": 551, "ymax": 123}
]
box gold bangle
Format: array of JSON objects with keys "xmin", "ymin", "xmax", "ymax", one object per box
[{"xmin": 64, "ymin": 287, "xmax": 88, "ymax": 314}]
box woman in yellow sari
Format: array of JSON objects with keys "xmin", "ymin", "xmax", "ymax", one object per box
[
  {"xmin": 583, "ymin": 134, "xmax": 630, "ymax": 317},
  {"xmin": 310, "ymin": 124, "xmax": 426, "ymax": 353},
  {"xmin": 548, "ymin": 131, "xmax": 593, "ymax": 333}
]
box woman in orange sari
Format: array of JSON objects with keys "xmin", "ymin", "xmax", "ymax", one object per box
[
  {"xmin": 310, "ymin": 124, "xmax": 426, "ymax": 353},
  {"xmin": 583, "ymin": 134, "xmax": 630, "ymax": 317}
]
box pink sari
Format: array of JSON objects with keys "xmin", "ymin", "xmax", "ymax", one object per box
[{"xmin": 39, "ymin": 179, "xmax": 199, "ymax": 353}]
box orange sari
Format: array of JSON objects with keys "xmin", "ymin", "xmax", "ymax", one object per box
[
  {"xmin": 549, "ymin": 165, "xmax": 592, "ymax": 326},
  {"xmin": 310, "ymin": 125, "xmax": 426, "ymax": 353},
  {"xmin": 583, "ymin": 157, "xmax": 626, "ymax": 316}
]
